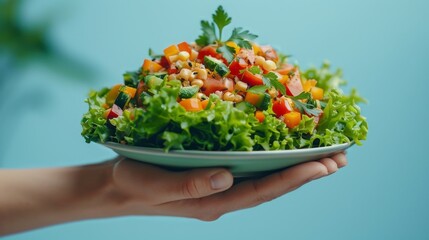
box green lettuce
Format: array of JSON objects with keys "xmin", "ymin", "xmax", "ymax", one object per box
[{"xmin": 81, "ymin": 63, "xmax": 368, "ymax": 151}]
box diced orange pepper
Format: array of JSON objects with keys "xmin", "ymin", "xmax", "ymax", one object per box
[
  {"xmin": 177, "ymin": 42, "xmax": 192, "ymax": 55},
  {"xmin": 310, "ymin": 86, "xmax": 324, "ymax": 100},
  {"xmin": 226, "ymin": 41, "xmax": 240, "ymax": 54},
  {"xmin": 142, "ymin": 59, "xmax": 163, "ymax": 72},
  {"xmin": 255, "ymin": 111, "xmax": 265, "ymax": 123},
  {"xmin": 105, "ymin": 84, "xmax": 122, "ymax": 106},
  {"xmin": 163, "ymin": 44, "xmax": 180, "ymax": 59},
  {"xmin": 122, "ymin": 86, "xmax": 137, "ymax": 98},
  {"xmin": 284, "ymin": 111, "xmax": 301, "ymax": 128},
  {"xmin": 201, "ymin": 99, "xmax": 215, "ymax": 110},
  {"xmin": 103, "ymin": 108, "xmax": 111, "ymax": 119},
  {"xmin": 179, "ymin": 98, "xmax": 203, "ymax": 112},
  {"xmin": 303, "ymin": 79, "xmax": 317, "ymax": 92},
  {"xmin": 244, "ymin": 92, "xmax": 261, "ymax": 106}
]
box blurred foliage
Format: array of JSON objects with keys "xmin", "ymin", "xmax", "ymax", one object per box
[{"xmin": 0, "ymin": 0, "xmax": 94, "ymax": 87}]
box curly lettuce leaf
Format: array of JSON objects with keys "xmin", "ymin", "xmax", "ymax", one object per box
[
  {"xmin": 317, "ymin": 89, "xmax": 368, "ymax": 145},
  {"xmin": 81, "ymin": 90, "xmax": 111, "ymax": 143},
  {"xmin": 301, "ymin": 61, "xmax": 347, "ymax": 92}
]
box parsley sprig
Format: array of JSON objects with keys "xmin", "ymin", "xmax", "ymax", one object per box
[
  {"xmin": 196, "ymin": 6, "xmax": 257, "ymax": 63},
  {"xmin": 245, "ymin": 67, "xmax": 286, "ymax": 95},
  {"xmin": 291, "ymin": 92, "xmax": 323, "ymax": 116}
]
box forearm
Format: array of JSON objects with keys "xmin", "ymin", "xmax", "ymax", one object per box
[{"xmin": 0, "ymin": 161, "xmax": 120, "ymax": 236}]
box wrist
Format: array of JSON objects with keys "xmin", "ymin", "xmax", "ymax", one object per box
[{"xmin": 71, "ymin": 160, "xmax": 130, "ymax": 219}]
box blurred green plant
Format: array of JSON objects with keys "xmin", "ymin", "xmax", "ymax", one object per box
[
  {"xmin": 0, "ymin": 0, "xmax": 95, "ymax": 162},
  {"xmin": 0, "ymin": 0, "xmax": 93, "ymax": 88}
]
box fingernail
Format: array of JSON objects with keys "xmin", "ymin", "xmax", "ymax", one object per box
[
  {"xmin": 310, "ymin": 171, "xmax": 328, "ymax": 181},
  {"xmin": 210, "ymin": 171, "xmax": 231, "ymax": 190}
]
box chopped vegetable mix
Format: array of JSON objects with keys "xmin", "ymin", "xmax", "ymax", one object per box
[{"xmin": 81, "ymin": 6, "xmax": 368, "ymax": 151}]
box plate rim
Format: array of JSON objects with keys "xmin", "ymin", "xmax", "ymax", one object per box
[{"xmin": 100, "ymin": 141, "xmax": 353, "ymax": 157}]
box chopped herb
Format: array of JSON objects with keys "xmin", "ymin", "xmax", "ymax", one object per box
[{"xmin": 291, "ymin": 92, "xmax": 322, "ymax": 116}]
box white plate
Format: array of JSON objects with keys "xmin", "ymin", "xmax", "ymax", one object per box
[{"xmin": 101, "ymin": 142, "xmax": 353, "ymax": 177}]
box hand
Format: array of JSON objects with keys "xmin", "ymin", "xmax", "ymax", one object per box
[
  {"xmin": 0, "ymin": 152, "xmax": 347, "ymax": 235},
  {"xmin": 109, "ymin": 152, "xmax": 348, "ymax": 221}
]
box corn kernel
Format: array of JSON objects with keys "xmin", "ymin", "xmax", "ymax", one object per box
[
  {"xmin": 178, "ymin": 51, "xmax": 190, "ymax": 61},
  {"xmin": 182, "ymin": 80, "xmax": 190, "ymax": 87},
  {"xmin": 169, "ymin": 54, "xmax": 179, "ymax": 63},
  {"xmin": 190, "ymin": 49, "xmax": 199, "ymax": 61},
  {"xmin": 234, "ymin": 94, "xmax": 244, "ymax": 103},
  {"xmin": 263, "ymin": 60, "xmax": 277, "ymax": 71},
  {"xmin": 179, "ymin": 68, "xmax": 192, "ymax": 81},
  {"xmin": 168, "ymin": 74, "xmax": 177, "ymax": 81},
  {"xmin": 196, "ymin": 68, "xmax": 208, "ymax": 80},
  {"xmin": 223, "ymin": 92, "xmax": 235, "ymax": 102},
  {"xmin": 235, "ymin": 81, "xmax": 248, "ymax": 92},
  {"xmin": 196, "ymin": 92, "xmax": 206, "ymax": 100},
  {"xmin": 191, "ymin": 79, "xmax": 204, "ymax": 88},
  {"xmin": 255, "ymin": 56, "xmax": 265, "ymax": 66}
]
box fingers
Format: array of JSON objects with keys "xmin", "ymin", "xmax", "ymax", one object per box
[
  {"xmin": 331, "ymin": 152, "xmax": 348, "ymax": 168},
  {"xmin": 163, "ymin": 154, "xmax": 348, "ymax": 220},
  {"xmin": 112, "ymin": 159, "xmax": 233, "ymax": 204},
  {"xmin": 164, "ymin": 160, "xmax": 330, "ymax": 220}
]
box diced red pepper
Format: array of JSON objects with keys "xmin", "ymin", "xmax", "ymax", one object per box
[
  {"xmin": 197, "ymin": 46, "xmax": 227, "ymax": 64},
  {"xmin": 160, "ymin": 56, "xmax": 170, "ymax": 69},
  {"xmin": 229, "ymin": 60, "xmax": 247, "ymax": 77},
  {"xmin": 178, "ymin": 42, "xmax": 192, "ymax": 55},
  {"xmin": 272, "ymin": 97, "xmax": 293, "ymax": 117},
  {"xmin": 242, "ymin": 70, "xmax": 264, "ymax": 86}
]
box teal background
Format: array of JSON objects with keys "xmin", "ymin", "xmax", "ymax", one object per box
[{"xmin": 1, "ymin": 0, "xmax": 428, "ymax": 239}]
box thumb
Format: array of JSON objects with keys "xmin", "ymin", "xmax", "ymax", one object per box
[
  {"xmin": 172, "ymin": 168, "xmax": 234, "ymax": 200},
  {"xmin": 112, "ymin": 159, "xmax": 233, "ymax": 203}
]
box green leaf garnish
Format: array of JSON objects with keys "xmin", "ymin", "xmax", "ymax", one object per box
[
  {"xmin": 291, "ymin": 92, "xmax": 322, "ymax": 116},
  {"xmin": 212, "ymin": 6, "xmax": 231, "ymax": 41},
  {"xmin": 195, "ymin": 6, "xmax": 258, "ymax": 63},
  {"xmin": 262, "ymin": 72, "xmax": 286, "ymax": 95}
]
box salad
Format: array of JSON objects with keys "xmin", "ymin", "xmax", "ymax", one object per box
[{"xmin": 81, "ymin": 6, "xmax": 368, "ymax": 151}]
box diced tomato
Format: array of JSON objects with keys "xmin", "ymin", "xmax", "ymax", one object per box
[
  {"xmin": 105, "ymin": 104, "xmax": 123, "ymax": 119},
  {"xmin": 179, "ymin": 98, "xmax": 203, "ymax": 112},
  {"xmin": 286, "ymin": 69, "xmax": 303, "ymax": 96},
  {"xmin": 177, "ymin": 42, "xmax": 192, "ymax": 54},
  {"xmin": 284, "ymin": 111, "xmax": 301, "ymax": 128},
  {"xmin": 229, "ymin": 60, "xmax": 247, "ymax": 77},
  {"xmin": 242, "ymin": 70, "xmax": 264, "ymax": 86},
  {"xmin": 168, "ymin": 65, "xmax": 178, "ymax": 74},
  {"xmin": 197, "ymin": 46, "xmax": 227, "ymax": 64},
  {"xmin": 201, "ymin": 77, "xmax": 234, "ymax": 96},
  {"xmin": 272, "ymin": 97, "xmax": 293, "ymax": 117}
]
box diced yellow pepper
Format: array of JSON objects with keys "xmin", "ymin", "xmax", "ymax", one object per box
[{"xmin": 226, "ymin": 41, "xmax": 240, "ymax": 54}]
